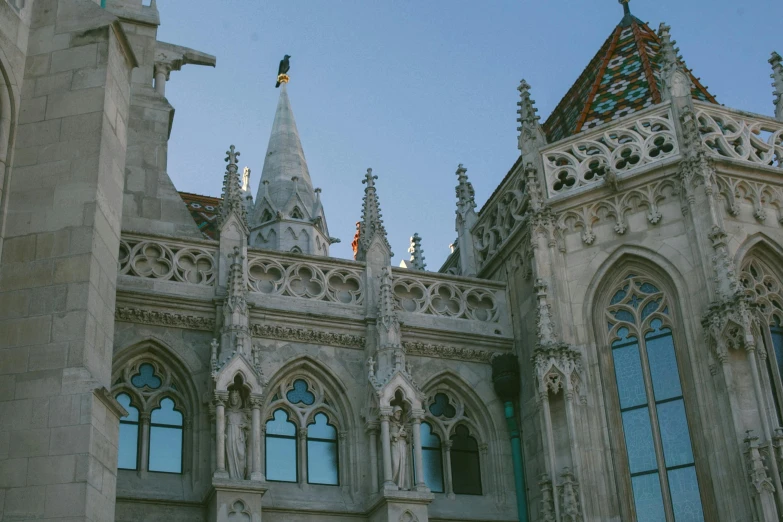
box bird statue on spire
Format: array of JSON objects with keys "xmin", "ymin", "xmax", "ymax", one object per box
[{"xmin": 276, "ymin": 54, "xmax": 291, "ymax": 88}]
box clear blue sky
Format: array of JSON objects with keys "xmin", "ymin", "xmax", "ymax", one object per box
[{"xmin": 157, "ymin": 0, "xmax": 782, "ymax": 268}]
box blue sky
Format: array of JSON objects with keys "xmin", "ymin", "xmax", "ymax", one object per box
[{"xmin": 157, "ymin": 0, "xmax": 782, "ymax": 268}]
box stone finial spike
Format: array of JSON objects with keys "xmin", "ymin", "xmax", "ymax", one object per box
[
  {"xmin": 657, "ymin": 23, "xmax": 691, "ymax": 100},
  {"xmin": 407, "ymin": 233, "xmax": 426, "ymax": 271},
  {"xmin": 517, "ymin": 79, "xmax": 540, "ymax": 127},
  {"xmin": 770, "ymin": 51, "xmax": 783, "ymax": 121},
  {"xmin": 516, "ymin": 79, "xmax": 548, "ymax": 152},
  {"xmin": 218, "ymin": 145, "xmax": 248, "ymax": 229},
  {"xmin": 356, "ymin": 168, "xmax": 393, "ymax": 261},
  {"xmin": 455, "ymin": 163, "xmax": 476, "ymax": 217}
]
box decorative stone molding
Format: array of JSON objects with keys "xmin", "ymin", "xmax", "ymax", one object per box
[
  {"xmin": 249, "ymin": 323, "xmax": 365, "ymax": 349},
  {"xmin": 745, "ymin": 431, "xmax": 778, "ymax": 520},
  {"xmin": 115, "ymin": 306, "xmax": 216, "ymax": 331},
  {"xmin": 119, "ymin": 237, "xmax": 218, "ymax": 286},
  {"xmin": 717, "ymin": 175, "xmax": 783, "ymax": 224},
  {"xmin": 402, "ymin": 341, "xmax": 498, "ymax": 363},
  {"xmin": 702, "ymin": 294, "xmax": 757, "ymax": 365},
  {"xmin": 247, "ymin": 251, "xmax": 365, "ymax": 306},
  {"xmin": 542, "ymin": 105, "xmax": 679, "ymax": 197},
  {"xmin": 695, "ymin": 103, "xmax": 783, "ymax": 169},
  {"xmin": 391, "ymin": 269, "xmax": 501, "ymax": 323},
  {"xmin": 539, "ymin": 474, "xmax": 556, "ymax": 522},
  {"xmin": 557, "ymin": 177, "xmax": 677, "ymax": 246},
  {"xmin": 558, "ymin": 467, "xmax": 582, "ymax": 522}
]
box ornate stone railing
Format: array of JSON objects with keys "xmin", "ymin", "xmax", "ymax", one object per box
[
  {"xmin": 391, "ymin": 268, "xmax": 503, "ymax": 323},
  {"xmin": 119, "ymin": 234, "xmax": 218, "ymax": 286},
  {"xmin": 542, "ymin": 104, "xmax": 680, "ymax": 197},
  {"xmin": 247, "ymin": 249, "xmax": 365, "ymax": 307},
  {"xmin": 695, "ymin": 102, "xmax": 783, "ymax": 170}
]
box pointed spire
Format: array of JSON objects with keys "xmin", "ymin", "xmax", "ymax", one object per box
[
  {"xmin": 218, "ymin": 145, "xmax": 248, "ymax": 230},
  {"xmin": 454, "ymin": 163, "xmax": 479, "ymax": 277},
  {"xmin": 356, "ymin": 168, "xmax": 393, "ymax": 261},
  {"xmin": 658, "ymin": 23, "xmax": 691, "ymax": 100},
  {"xmin": 455, "ymin": 164, "xmax": 476, "ymax": 218},
  {"xmin": 405, "ymin": 233, "xmax": 426, "ymax": 271},
  {"xmin": 770, "ymin": 51, "xmax": 783, "ymax": 121},
  {"xmin": 517, "ymin": 80, "xmax": 547, "ymax": 152}
]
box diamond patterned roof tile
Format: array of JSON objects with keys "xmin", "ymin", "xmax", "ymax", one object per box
[{"xmin": 543, "ymin": 13, "xmax": 716, "ymax": 143}]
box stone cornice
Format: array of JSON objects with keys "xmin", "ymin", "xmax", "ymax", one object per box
[
  {"xmin": 403, "ymin": 340, "xmax": 500, "ymax": 364},
  {"xmin": 115, "ymin": 306, "xmax": 215, "ymax": 331}
]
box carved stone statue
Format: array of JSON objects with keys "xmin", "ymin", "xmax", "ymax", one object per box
[
  {"xmin": 225, "ymin": 389, "xmax": 249, "ymax": 480},
  {"xmin": 390, "ymin": 406, "xmax": 410, "ymax": 490}
]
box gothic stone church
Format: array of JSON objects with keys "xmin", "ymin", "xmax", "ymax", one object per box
[{"xmin": 1, "ymin": 0, "xmax": 783, "ymax": 521}]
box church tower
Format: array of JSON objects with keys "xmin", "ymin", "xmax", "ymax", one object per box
[{"xmin": 248, "ymin": 77, "xmax": 336, "ymax": 255}]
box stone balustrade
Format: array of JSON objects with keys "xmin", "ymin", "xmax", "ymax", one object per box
[
  {"xmin": 119, "ymin": 233, "xmax": 218, "ymax": 286},
  {"xmin": 542, "ymin": 103, "xmax": 680, "ymax": 198},
  {"xmin": 695, "ymin": 101, "xmax": 783, "ymax": 170}
]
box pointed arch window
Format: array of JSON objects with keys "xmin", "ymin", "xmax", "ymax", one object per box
[
  {"xmin": 450, "ymin": 425, "xmax": 482, "ymax": 495},
  {"xmin": 117, "ymin": 394, "xmax": 139, "ymax": 470},
  {"xmin": 420, "ymin": 422, "xmax": 444, "ymax": 493},
  {"xmin": 606, "ymin": 275, "xmax": 704, "ymax": 522},
  {"xmin": 306, "ymin": 413, "xmax": 338, "ymax": 485},
  {"xmin": 265, "ymin": 409, "xmax": 298, "ymax": 482},
  {"xmin": 741, "ymin": 257, "xmax": 783, "ymax": 424},
  {"xmin": 112, "ymin": 357, "xmax": 191, "ymax": 477}
]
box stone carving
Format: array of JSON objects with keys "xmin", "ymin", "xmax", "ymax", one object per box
[
  {"xmin": 740, "ymin": 258, "xmax": 783, "ymax": 324},
  {"xmin": 403, "ymin": 341, "xmax": 499, "ymax": 363},
  {"xmin": 405, "ymin": 233, "xmax": 426, "ymax": 271},
  {"xmin": 219, "ymin": 145, "xmax": 249, "ymax": 229},
  {"xmin": 559, "ymin": 467, "xmax": 582, "ymax": 522},
  {"xmin": 771, "ymin": 51, "xmax": 783, "ymax": 121},
  {"xmin": 225, "ymin": 390, "xmax": 249, "ymax": 480},
  {"xmin": 250, "ymin": 323, "xmax": 365, "ymax": 349},
  {"xmin": 392, "ymin": 270, "xmax": 500, "ymax": 323},
  {"xmin": 390, "ymin": 406, "xmax": 410, "ymax": 490},
  {"xmin": 115, "ymin": 306, "xmax": 216, "ymax": 331},
  {"xmin": 542, "ymin": 106, "xmax": 679, "ymax": 196},
  {"xmin": 696, "ymin": 104, "xmax": 783, "ymax": 169},
  {"xmin": 246, "ymin": 251, "xmax": 365, "ymax": 306},
  {"xmin": 118, "ymin": 237, "xmax": 217, "ymax": 285},
  {"xmin": 399, "ymin": 511, "xmax": 419, "ymax": 522},
  {"xmin": 745, "ymin": 431, "xmax": 778, "ymax": 520},
  {"xmin": 558, "ymin": 177, "xmax": 677, "ymax": 246},
  {"xmin": 356, "ymin": 168, "xmax": 393, "ymax": 260},
  {"xmin": 716, "ymin": 175, "xmax": 783, "ymax": 224},
  {"xmin": 228, "ymin": 499, "xmax": 251, "ymax": 522},
  {"xmin": 539, "ymin": 474, "xmax": 556, "ymax": 522}
]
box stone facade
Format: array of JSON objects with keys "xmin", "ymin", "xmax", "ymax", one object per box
[{"xmin": 1, "ymin": 1, "xmax": 783, "ymax": 522}]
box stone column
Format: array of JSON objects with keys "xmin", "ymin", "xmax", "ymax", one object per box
[
  {"xmin": 250, "ymin": 397, "xmax": 263, "ymax": 480},
  {"xmin": 153, "ymin": 62, "xmax": 169, "ymax": 96},
  {"xmin": 411, "ymin": 412, "xmax": 427, "ymax": 490},
  {"xmin": 380, "ymin": 411, "xmax": 395, "ymax": 488},
  {"xmin": 139, "ymin": 412, "xmax": 151, "ymax": 476},
  {"xmin": 443, "ymin": 440, "xmax": 455, "ymax": 498},
  {"xmin": 299, "ymin": 427, "xmax": 308, "ymax": 484},
  {"xmin": 214, "ymin": 394, "xmax": 228, "ymax": 478},
  {"xmin": 367, "ymin": 423, "xmax": 380, "ymax": 493}
]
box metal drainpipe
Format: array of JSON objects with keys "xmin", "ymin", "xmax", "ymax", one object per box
[
  {"xmin": 100, "ymin": 0, "xmax": 106, "ymax": 7},
  {"xmin": 492, "ymin": 354, "xmax": 529, "ymax": 522}
]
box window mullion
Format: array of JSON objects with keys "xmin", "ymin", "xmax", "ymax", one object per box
[
  {"xmin": 761, "ymin": 324, "xmax": 783, "ymax": 427},
  {"xmin": 139, "ymin": 412, "xmax": 151, "ymax": 477},
  {"xmin": 637, "ymin": 334, "xmax": 675, "ymax": 522}
]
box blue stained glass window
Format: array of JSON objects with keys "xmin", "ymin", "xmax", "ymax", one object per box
[
  {"xmin": 613, "ymin": 309, "xmax": 636, "ymax": 324},
  {"xmin": 611, "ymin": 285, "xmax": 629, "ymax": 304},
  {"xmin": 668, "ymin": 466, "xmax": 705, "ymax": 522},
  {"xmin": 641, "ymin": 299, "xmax": 661, "ymax": 321},
  {"xmin": 772, "ymin": 321, "xmax": 783, "ymax": 375},
  {"xmin": 622, "ymin": 408, "xmax": 657, "ymax": 474},
  {"xmin": 632, "ymin": 473, "xmax": 666, "ymax": 522},
  {"xmin": 645, "ymin": 329, "xmax": 682, "ymax": 401},
  {"xmin": 116, "ymin": 394, "xmax": 139, "ymax": 470},
  {"xmin": 266, "ymin": 409, "xmax": 297, "ymax": 482},
  {"xmin": 419, "ymin": 423, "xmax": 444, "ymax": 493},
  {"xmin": 657, "ymin": 400, "xmax": 694, "ymax": 468},
  {"xmin": 307, "ymin": 413, "xmax": 338, "ymax": 485},
  {"xmin": 638, "ymin": 282, "xmax": 660, "ymax": 294},
  {"xmin": 131, "ymin": 363, "xmax": 162, "ymax": 389},
  {"xmin": 612, "ymin": 337, "xmax": 646, "ymax": 409},
  {"xmin": 149, "ymin": 397, "xmax": 183, "ymax": 473},
  {"xmin": 286, "ymin": 380, "xmax": 315, "ymax": 405},
  {"xmin": 429, "ymin": 393, "xmax": 456, "ymax": 418}
]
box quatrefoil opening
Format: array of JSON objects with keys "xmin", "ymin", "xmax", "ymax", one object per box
[
  {"xmin": 131, "ymin": 363, "xmax": 162, "ymax": 389},
  {"xmin": 286, "ymin": 379, "xmax": 315, "ymax": 405},
  {"xmin": 429, "ymin": 393, "xmax": 456, "ymax": 419}
]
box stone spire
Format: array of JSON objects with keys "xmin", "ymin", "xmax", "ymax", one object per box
[
  {"xmin": 657, "ymin": 23, "xmax": 692, "ymax": 101},
  {"xmin": 218, "ymin": 145, "xmax": 248, "ymax": 231},
  {"xmin": 249, "ymin": 83, "xmax": 333, "ymax": 255},
  {"xmin": 454, "ymin": 164, "xmax": 479, "ymax": 277},
  {"xmin": 517, "ymin": 79, "xmax": 547, "ymax": 153},
  {"xmin": 400, "ymin": 233, "xmax": 426, "ymax": 271},
  {"xmin": 220, "ymin": 246, "xmax": 251, "ymax": 360},
  {"xmin": 770, "ymin": 51, "xmax": 783, "ymax": 121},
  {"xmin": 356, "ymin": 169, "xmax": 393, "ymax": 262}
]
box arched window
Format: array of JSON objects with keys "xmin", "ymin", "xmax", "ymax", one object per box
[
  {"xmin": 306, "ymin": 413, "xmax": 338, "ymax": 485},
  {"xmin": 265, "ymin": 409, "xmax": 297, "ymax": 482},
  {"xmin": 422, "ymin": 390, "xmax": 484, "ymax": 496},
  {"xmin": 112, "ymin": 356, "xmax": 192, "ymax": 477},
  {"xmin": 149, "ymin": 398, "xmax": 183, "ymax": 473},
  {"xmin": 264, "ymin": 375, "xmax": 343, "ymax": 486},
  {"xmin": 741, "ymin": 257, "xmax": 783, "ymax": 423},
  {"xmin": 117, "ymin": 394, "xmax": 139, "ymax": 470},
  {"xmin": 605, "ymin": 274, "xmax": 704, "ymax": 521},
  {"xmin": 420, "ymin": 422, "xmax": 444, "ymax": 493},
  {"xmin": 450, "ymin": 425, "xmax": 482, "ymax": 495}
]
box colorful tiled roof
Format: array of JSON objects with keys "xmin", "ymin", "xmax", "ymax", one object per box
[
  {"xmin": 179, "ymin": 192, "xmax": 221, "ymax": 240},
  {"xmin": 543, "ymin": 11, "xmax": 717, "ymax": 143}
]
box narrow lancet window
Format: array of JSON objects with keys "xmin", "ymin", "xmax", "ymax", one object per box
[
  {"xmin": 117, "ymin": 393, "xmax": 139, "ymax": 470},
  {"xmin": 306, "ymin": 413, "xmax": 338, "ymax": 485},
  {"xmin": 266, "ymin": 409, "xmax": 297, "ymax": 482},
  {"xmin": 148, "ymin": 397, "xmax": 183, "ymax": 473}
]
